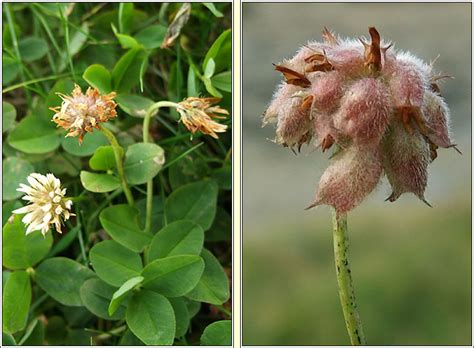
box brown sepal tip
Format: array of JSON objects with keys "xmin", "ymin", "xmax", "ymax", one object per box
[
  {"xmin": 305, "ymin": 50, "xmax": 335, "ymax": 73},
  {"xmin": 273, "ymin": 63, "xmax": 311, "ymax": 88},
  {"xmin": 360, "ymin": 26, "xmax": 383, "ymax": 72},
  {"xmin": 320, "ymin": 134, "xmax": 335, "ymax": 152}
]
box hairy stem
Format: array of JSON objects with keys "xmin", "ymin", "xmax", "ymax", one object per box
[
  {"xmin": 143, "ymin": 101, "xmax": 179, "ymax": 233},
  {"xmin": 332, "ymin": 210, "xmax": 366, "ymax": 345},
  {"xmin": 100, "ymin": 126, "xmax": 135, "ymax": 206}
]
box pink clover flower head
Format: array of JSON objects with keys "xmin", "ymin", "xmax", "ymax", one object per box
[{"xmin": 263, "ymin": 27, "xmax": 459, "ymax": 215}]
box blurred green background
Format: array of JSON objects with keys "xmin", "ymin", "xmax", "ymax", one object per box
[{"xmin": 242, "ymin": 3, "xmax": 471, "ymax": 345}]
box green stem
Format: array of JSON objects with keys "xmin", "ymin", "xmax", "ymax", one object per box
[
  {"xmin": 93, "ymin": 324, "xmax": 127, "ymax": 340},
  {"xmin": 58, "ymin": 4, "xmax": 75, "ymax": 78},
  {"xmin": 223, "ymin": 148, "xmax": 232, "ymax": 165},
  {"xmin": 332, "ymin": 210, "xmax": 366, "ymax": 345},
  {"xmin": 77, "ymin": 226, "xmax": 87, "ymax": 264},
  {"xmin": 215, "ymin": 305, "xmax": 232, "ymax": 317},
  {"xmin": 29, "ymin": 293, "xmax": 48, "ymax": 315},
  {"xmin": 161, "ymin": 142, "xmax": 204, "ymax": 171},
  {"xmin": 5, "ymin": 3, "xmax": 32, "ymax": 105},
  {"xmin": 31, "ymin": 5, "xmax": 62, "ymax": 56},
  {"xmin": 18, "ymin": 319, "xmax": 39, "ymax": 345},
  {"xmin": 143, "ymin": 101, "xmax": 179, "ymax": 233},
  {"xmin": 2, "ymin": 73, "xmax": 73, "ymax": 94},
  {"xmin": 100, "ymin": 126, "xmax": 135, "ymax": 206},
  {"xmin": 145, "ymin": 180, "xmax": 154, "ymax": 233}
]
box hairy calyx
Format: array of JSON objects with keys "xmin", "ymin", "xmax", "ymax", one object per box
[{"xmin": 263, "ymin": 27, "xmax": 459, "ymax": 215}]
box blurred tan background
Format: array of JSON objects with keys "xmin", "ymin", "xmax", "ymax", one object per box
[{"xmin": 242, "ymin": 3, "xmax": 471, "ymax": 345}]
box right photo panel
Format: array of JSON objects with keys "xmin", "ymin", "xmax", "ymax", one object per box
[{"xmin": 242, "ymin": 2, "xmax": 471, "ymax": 346}]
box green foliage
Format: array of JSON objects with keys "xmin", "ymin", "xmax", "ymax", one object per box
[
  {"xmin": 137, "ymin": 195, "xmax": 165, "ymax": 232},
  {"xmin": 21, "ymin": 319, "xmax": 46, "ymax": 345},
  {"xmin": 18, "ymin": 37, "xmax": 49, "ymax": 62},
  {"xmin": 147, "ymin": 220, "xmax": 204, "ymax": 261},
  {"xmin": 169, "ymin": 297, "xmax": 191, "ymax": 338},
  {"xmin": 211, "ymin": 71, "xmax": 232, "ymax": 93},
  {"xmin": 83, "ymin": 64, "xmax": 112, "ymax": 94},
  {"xmin": 80, "ymin": 278, "xmax": 127, "ymax": 320},
  {"xmin": 115, "ymin": 94, "xmax": 153, "ymax": 118},
  {"xmin": 8, "ymin": 114, "xmax": 60, "ymax": 154},
  {"xmin": 2, "ymin": 215, "xmax": 53, "ymax": 269},
  {"xmin": 44, "ymin": 316, "xmax": 67, "ymax": 345},
  {"xmin": 2, "ymin": 332, "xmax": 16, "ymax": 346},
  {"xmin": 187, "ymin": 299, "xmax": 202, "ymax": 318},
  {"xmin": 89, "ymin": 145, "xmax": 120, "ymax": 170},
  {"xmin": 112, "ymin": 48, "xmax": 148, "ymax": 93},
  {"xmin": 89, "ymin": 240, "xmax": 143, "ymax": 287},
  {"xmin": 123, "ymin": 143, "xmax": 165, "ymax": 185},
  {"xmin": 2, "ymin": 157, "xmax": 34, "ymax": 200},
  {"xmin": 135, "ymin": 25, "xmax": 167, "ymax": 49},
  {"xmin": 186, "ymin": 249, "xmax": 230, "ymax": 305},
  {"xmin": 2, "ymin": 2, "xmax": 231, "ymax": 345},
  {"xmin": 62, "ymin": 131, "xmax": 108, "ymax": 157},
  {"xmin": 203, "ymin": 3, "xmax": 224, "ymax": 18},
  {"xmin": 200, "ymin": 29, "xmax": 232, "ymax": 97},
  {"xmin": 141, "ymin": 255, "xmax": 204, "ymax": 297},
  {"xmin": 3, "ymin": 56, "xmax": 20, "ymax": 85},
  {"xmin": 99, "ymin": 204, "xmax": 152, "ymax": 252},
  {"xmin": 119, "ymin": 329, "xmax": 144, "ymax": 345},
  {"xmin": 212, "ymin": 165, "xmax": 232, "ymax": 190},
  {"xmin": 109, "ymin": 276, "xmax": 144, "ymax": 316},
  {"xmin": 46, "ymin": 224, "xmax": 80, "ymax": 257},
  {"xmin": 168, "ymin": 147, "xmax": 211, "ymax": 189},
  {"xmin": 201, "ymin": 320, "xmax": 232, "ymax": 345},
  {"xmin": 2, "ymin": 201, "xmax": 21, "ymax": 226},
  {"xmin": 165, "ymin": 180, "xmax": 219, "ymax": 231},
  {"xmin": 2, "ymin": 102, "xmax": 16, "ymax": 132},
  {"xmin": 35, "ymin": 257, "xmax": 95, "ymax": 306},
  {"xmin": 80, "ymin": 171, "xmax": 121, "ymax": 193},
  {"xmin": 2, "ymin": 271, "xmax": 31, "ymax": 334},
  {"xmin": 207, "ymin": 207, "xmax": 232, "ymax": 242},
  {"xmin": 126, "ymin": 290, "xmax": 175, "ymax": 345}
]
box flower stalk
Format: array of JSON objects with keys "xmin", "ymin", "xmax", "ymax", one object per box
[
  {"xmin": 100, "ymin": 126, "xmax": 135, "ymax": 207},
  {"xmin": 332, "ymin": 210, "xmax": 366, "ymax": 345},
  {"xmin": 142, "ymin": 98, "xmax": 228, "ymax": 233},
  {"xmin": 143, "ymin": 101, "xmax": 179, "ymax": 233}
]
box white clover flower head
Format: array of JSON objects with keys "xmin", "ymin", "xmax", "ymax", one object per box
[
  {"xmin": 12, "ymin": 173, "xmax": 74, "ymax": 236},
  {"xmin": 50, "ymin": 84, "xmax": 117, "ymax": 144},
  {"xmin": 176, "ymin": 97, "xmax": 229, "ymax": 139}
]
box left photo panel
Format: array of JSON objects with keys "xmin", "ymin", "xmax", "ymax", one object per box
[{"xmin": 2, "ymin": 2, "xmax": 232, "ymax": 346}]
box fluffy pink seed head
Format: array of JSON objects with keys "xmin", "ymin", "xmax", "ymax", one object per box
[
  {"xmin": 313, "ymin": 110, "xmax": 337, "ymax": 146},
  {"xmin": 264, "ymin": 81, "xmax": 314, "ymax": 147},
  {"xmin": 309, "ymin": 71, "xmax": 344, "ymax": 113},
  {"xmin": 327, "ymin": 44, "xmax": 365, "ymax": 76},
  {"xmin": 275, "ymin": 95, "xmax": 312, "ymax": 146},
  {"xmin": 395, "ymin": 51, "xmax": 433, "ymax": 77},
  {"xmin": 263, "ymin": 83, "xmax": 301, "ymax": 125},
  {"xmin": 422, "ymin": 90, "xmax": 452, "ymax": 148},
  {"xmin": 308, "ymin": 146, "xmax": 383, "ymax": 215},
  {"xmin": 263, "ymin": 27, "xmax": 456, "ymax": 213},
  {"xmin": 387, "ymin": 58, "xmax": 426, "ymax": 107},
  {"xmin": 383, "ymin": 122, "xmax": 430, "ymax": 202},
  {"xmin": 333, "ymin": 78, "xmax": 391, "ymax": 144},
  {"xmin": 289, "ymin": 41, "xmax": 332, "ymax": 72}
]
